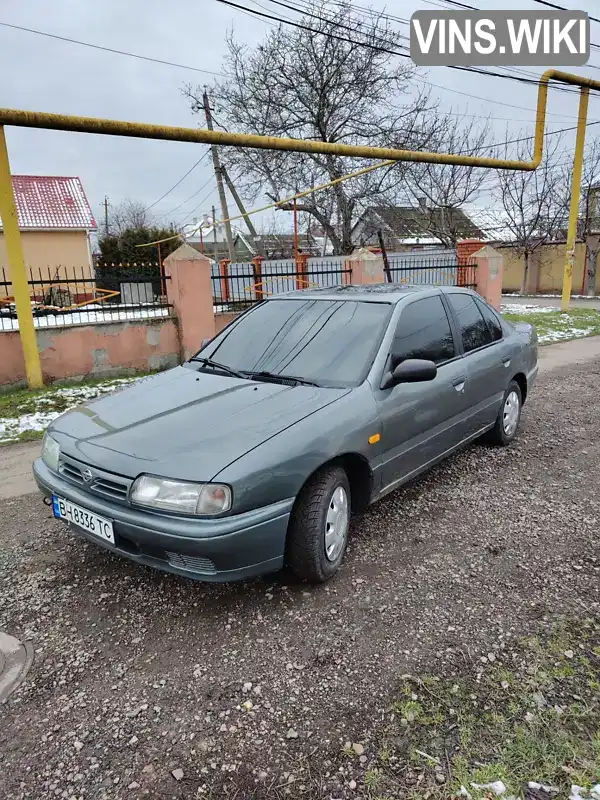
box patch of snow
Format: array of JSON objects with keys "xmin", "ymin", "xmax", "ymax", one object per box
[
  {"xmin": 538, "ymin": 327, "xmax": 591, "ymax": 344},
  {"xmin": 0, "ymin": 306, "xmax": 171, "ymax": 332},
  {"xmin": 528, "ymin": 782, "xmax": 559, "ymax": 795},
  {"xmin": 503, "ymin": 293, "xmax": 590, "ymax": 299},
  {"xmin": 501, "ymin": 304, "xmax": 558, "ymax": 314},
  {"xmin": 570, "ymin": 785, "xmax": 600, "ymax": 800},
  {"xmin": 0, "ymin": 377, "xmax": 141, "ymax": 444},
  {"xmin": 471, "ymin": 780, "xmax": 507, "ymax": 796},
  {"xmin": 0, "ymin": 411, "xmax": 59, "ymax": 442}
]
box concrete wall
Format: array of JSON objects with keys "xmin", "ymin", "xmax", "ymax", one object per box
[
  {"xmin": 537, "ymin": 243, "xmax": 586, "ymax": 294},
  {"xmin": 499, "ymin": 242, "xmax": 588, "ymax": 294},
  {"xmin": 0, "ymin": 230, "xmax": 93, "ymax": 287},
  {"xmin": 1, "ymin": 317, "xmax": 179, "ymax": 387}
]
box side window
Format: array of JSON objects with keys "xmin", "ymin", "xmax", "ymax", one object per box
[
  {"xmin": 447, "ymin": 293, "xmax": 493, "ymax": 353},
  {"xmin": 392, "ymin": 296, "xmax": 455, "ymax": 366},
  {"xmin": 475, "ymin": 297, "xmax": 503, "ymax": 341}
]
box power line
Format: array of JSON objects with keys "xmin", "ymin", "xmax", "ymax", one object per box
[
  {"xmin": 277, "ymin": 0, "xmax": 596, "ymax": 83},
  {"xmin": 434, "ymin": 0, "xmax": 600, "ymax": 54},
  {"xmin": 434, "ymin": 0, "xmax": 475, "ymax": 7},
  {"xmin": 0, "ymin": 20, "xmax": 226, "ymax": 77},
  {"xmin": 146, "ymin": 149, "xmax": 210, "ymax": 212},
  {"xmin": 156, "ymin": 173, "xmax": 216, "ymax": 221},
  {"xmin": 180, "ymin": 185, "xmax": 220, "ymax": 227},
  {"xmin": 235, "ymin": 0, "xmax": 559, "ymax": 88},
  {"xmin": 217, "ymin": 0, "xmax": 594, "ymax": 117},
  {"xmin": 273, "ymin": 0, "xmax": 600, "ymax": 77},
  {"xmin": 1, "ymin": 6, "xmax": 591, "ymax": 121},
  {"xmin": 531, "ymin": 0, "xmax": 600, "ymax": 26},
  {"xmin": 490, "ymin": 118, "xmax": 600, "ymax": 150}
]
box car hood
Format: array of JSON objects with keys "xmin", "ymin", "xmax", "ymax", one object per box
[{"xmin": 50, "ymin": 366, "xmax": 350, "ymax": 481}]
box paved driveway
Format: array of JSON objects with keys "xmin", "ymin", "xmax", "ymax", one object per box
[{"xmin": 1, "ymin": 344, "xmax": 600, "ymax": 799}]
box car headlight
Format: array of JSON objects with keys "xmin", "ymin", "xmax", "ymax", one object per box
[
  {"xmin": 41, "ymin": 432, "xmax": 60, "ymax": 472},
  {"xmin": 130, "ymin": 475, "xmax": 232, "ymax": 516}
]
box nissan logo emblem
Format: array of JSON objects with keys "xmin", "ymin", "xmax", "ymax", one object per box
[{"xmin": 82, "ymin": 469, "xmax": 93, "ymax": 484}]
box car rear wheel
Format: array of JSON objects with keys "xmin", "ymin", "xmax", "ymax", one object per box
[
  {"xmin": 486, "ymin": 380, "xmax": 523, "ymax": 446},
  {"xmin": 286, "ymin": 465, "xmax": 351, "ymax": 583}
]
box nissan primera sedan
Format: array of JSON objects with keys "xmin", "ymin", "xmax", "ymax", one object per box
[{"xmin": 34, "ymin": 284, "xmax": 538, "ymax": 583}]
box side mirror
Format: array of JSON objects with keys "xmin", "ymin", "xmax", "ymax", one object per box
[
  {"xmin": 199, "ymin": 338, "xmax": 212, "ymax": 350},
  {"xmin": 381, "ymin": 358, "xmax": 437, "ymax": 389}
]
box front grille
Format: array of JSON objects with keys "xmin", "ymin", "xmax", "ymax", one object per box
[
  {"xmin": 166, "ymin": 552, "xmax": 217, "ymax": 575},
  {"xmin": 61, "ymin": 461, "xmax": 84, "ymax": 483},
  {"xmin": 93, "ymin": 477, "xmax": 128, "ymax": 500},
  {"xmin": 58, "ymin": 455, "xmax": 131, "ymax": 504}
]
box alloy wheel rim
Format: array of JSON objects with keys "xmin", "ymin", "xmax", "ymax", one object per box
[
  {"xmin": 324, "ymin": 485, "xmax": 349, "ymax": 562},
  {"xmin": 503, "ymin": 390, "xmax": 520, "ymax": 436}
]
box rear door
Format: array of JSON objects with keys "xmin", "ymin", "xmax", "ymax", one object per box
[
  {"xmin": 374, "ymin": 294, "xmax": 469, "ymax": 489},
  {"xmin": 444, "ymin": 292, "xmax": 513, "ymax": 435}
]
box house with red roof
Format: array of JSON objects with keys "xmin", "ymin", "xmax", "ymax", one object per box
[{"xmin": 0, "ymin": 175, "xmax": 97, "ymax": 284}]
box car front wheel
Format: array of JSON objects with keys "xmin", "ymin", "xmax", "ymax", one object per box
[
  {"xmin": 487, "ymin": 379, "xmax": 523, "ymax": 446},
  {"xmin": 286, "ymin": 464, "xmax": 351, "ymax": 583}
]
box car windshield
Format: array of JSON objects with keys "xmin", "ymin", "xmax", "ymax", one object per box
[{"xmin": 197, "ymin": 298, "xmax": 392, "ymax": 387}]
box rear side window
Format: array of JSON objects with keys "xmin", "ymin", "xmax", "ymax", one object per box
[
  {"xmin": 392, "ymin": 296, "xmax": 455, "ymax": 365},
  {"xmin": 475, "ymin": 298, "xmax": 503, "ymax": 341},
  {"xmin": 447, "ymin": 293, "xmax": 493, "ymax": 353}
]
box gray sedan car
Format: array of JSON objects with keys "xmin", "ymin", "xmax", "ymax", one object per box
[{"xmin": 34, "ymin": 284, "xmax": 538, "ymax": 583}]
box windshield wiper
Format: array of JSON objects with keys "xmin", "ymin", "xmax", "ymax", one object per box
[
  {"xmin": 191, "ymin": 357, "xmax": 247, "ymax": 380},
  {"xmin": 244, "ymin": 370, "xmax": 320, "ymax": 387}
]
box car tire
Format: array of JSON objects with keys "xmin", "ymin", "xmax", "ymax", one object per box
[
  {"xmin": 286, "ymin": 464, "xmax": 351, "ymax": 583},
  {"xmin": 486, "ymin": 380, "xmax": 523, "ymax": 446}
]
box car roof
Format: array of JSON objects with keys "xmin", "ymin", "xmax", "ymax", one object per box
[{"xmin": 273, "ymin": 283, "xmax": 477, "ymax": 304}]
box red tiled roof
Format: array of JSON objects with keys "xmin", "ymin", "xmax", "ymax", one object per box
[{"xmin": 0, "ymin": 175, "xmax": 97, "ymax": 231}]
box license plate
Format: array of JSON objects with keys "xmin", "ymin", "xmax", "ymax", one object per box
[{"xmin": 52, "ymin": 495, "xmax": 115, "ymax": 545}]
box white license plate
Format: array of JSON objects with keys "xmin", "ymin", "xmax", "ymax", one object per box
[{"xmin": 52, "ymin": 495, "xmax": 115, "ymax": 545}]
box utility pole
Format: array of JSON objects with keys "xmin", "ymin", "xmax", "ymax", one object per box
[
  {"xmin": 293, "ymin": 198, "xmax": 299, "ymax": 262},
  {"xmin": 103, "ymin": 196, "xmax": 109, "ymax": 235},
  {"xmin": 221, "ymin": 164, "xmax": 263, "ymax": 256},
  {"xmin": 212, "ymin": 205, "xmax": 219, "ymax": 261},
  {"xmin": 377, "ymin": 230, "xmax": 392, "ymax": 283},
  {"xmin": 203, "ymin": 90, "xmax": 235, "ymax": 262}
]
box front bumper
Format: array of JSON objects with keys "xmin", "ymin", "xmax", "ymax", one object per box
[
  {"xmin": 527, "ymin": 363, "xmax": 539, "ymax": 390},
  {"xmin": 33, "ymin": 458, "xmax": 292, "ymax": 582}
]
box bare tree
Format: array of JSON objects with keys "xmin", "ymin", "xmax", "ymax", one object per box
[
  {"xmin": 185, "ymin": 1, "xmax": 439, "ymax": 254},
  {"xmin": 575, "ymin": 136, "xmax": 600, "ymax": 295},
  {"xmin": 108, "ymin": 199, "xmax": 154, "ymax": 236},
  {"xmin": 493, "ymin": 134, "xmax": 566, "ymax": 295},
  {"xmin": 396, "ymin": 114, "xmax": 493, "ymax": 247}
]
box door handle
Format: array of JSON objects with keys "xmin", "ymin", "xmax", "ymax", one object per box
[
  {"xmin": 502, "ymin": 357, "xmax": 511, "ymax": 367},
  {"xmin": 452, "ymin": 377, "xmax": 466, "ymax": 393}
]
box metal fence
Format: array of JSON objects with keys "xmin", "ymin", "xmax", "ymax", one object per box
[
  {"xmin": 212, "ymin": 259, "xmax": 353, "ymax": 310},
  {"xmin": 388, "ymin": 253, "xmax": 477, "ymax": 289},
  {"xmin": 211, "ymin": 250, "xmax": 476, "ymax": 309},
  {"xmin": 0, "ymin": 263, "xmax": 172, "ymax": 331}
]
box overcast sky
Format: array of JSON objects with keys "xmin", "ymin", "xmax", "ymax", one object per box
[{"xmin": 1, "ymin": 0, "xmax": 599, "ymax": 235}]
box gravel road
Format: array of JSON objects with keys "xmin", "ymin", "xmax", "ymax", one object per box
[{"xmin": 1, "ymin": 359, "xmax": 599, "ymax": 799}]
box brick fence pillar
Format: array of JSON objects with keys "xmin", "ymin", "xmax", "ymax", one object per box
[
  {"xmin": 164, "ymin": 243, "xmax": 216, "ymax": 361},
  {"xmin": 346, "ymin": 247, "xmax": 385, "ymax": 284},
  {"xmin": 471, "ymin": 244, "xmax": 504, "ymax": 310},
  {"xmin": 457, "ymin": 239, "xmax": 485, "ymax": 287},
  {"xmin": 219, "ymin": 258, "xmax": 231, "ymax": 303},
  {"xmin": 252, "ymin": 255, "xmax": 264, "ymax": 301},
  {"xmin": 296, "ymin": 252, "xmax": 309, "ymax": 289}
]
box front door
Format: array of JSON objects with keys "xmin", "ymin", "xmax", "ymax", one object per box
[
  {"xmin": 444, "ymin": 293, "xmax": 514, "ymax": 436},
  {"xmin": 374, "ymin": 294, "xmax": 468, "ymax": 490}
]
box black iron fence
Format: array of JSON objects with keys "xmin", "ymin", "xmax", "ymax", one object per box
[
  {"xmin": 388, "ymin": 254, "xmax": 477, "ymax": 289},
  {"xmin": 212, "ymin": 260, "xmax": 353, "ymax": 310},
  {"xmin": 0, "ymin": 264, "xmax": 172, "ymax": 331}
]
